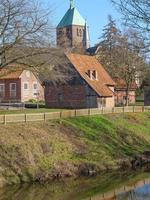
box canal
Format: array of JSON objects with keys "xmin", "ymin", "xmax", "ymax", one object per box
[{"xmin": 0, "ymin": 171, "xmax": 150, "ymax": 200}]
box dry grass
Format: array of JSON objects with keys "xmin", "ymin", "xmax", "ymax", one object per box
[{"xmin": 0, "ymin": 112, "xmax": 150, "ymax": 187}]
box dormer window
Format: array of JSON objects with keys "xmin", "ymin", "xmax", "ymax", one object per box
[
  {"xmin": 88, "ymin": 70, "xmax": 93, "ymax": 80},
  {"xmin": 93, "ymin": 70, "xmax": 98, "ymax": 80},
  {"xmin": 87, "ymin": 70, "xmax": 98, "ymax": 80}
]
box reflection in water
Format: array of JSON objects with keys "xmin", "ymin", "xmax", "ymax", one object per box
[
  {"xmin": 117, "ymin": 184, "xmax": 150, "ymax": 200},
  {"xmin": 0, "ymin": 173, "xmax": 150, "ymax": 200}
]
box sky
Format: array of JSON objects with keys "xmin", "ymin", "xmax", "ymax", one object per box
[{"xmin": 42, "ymin": 0, "xmax": 122, "ymax": 46}]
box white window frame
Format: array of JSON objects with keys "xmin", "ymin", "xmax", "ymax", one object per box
[
  {"xmin": 23, "ymin": 82, "xmax": 29, "ymax": 90},
  {"xmin": 0, "ymin": 84, "xmax": 5, "ymax": 99},
  {"xmin": 23, "ymin": 82, "xmax": 29, "ymax": 96},
  {"xmin": 10, "ymin": 83, "xmax": 16, "ymax": 98},
  {"xmin": 33, "ymin": 82, "xmax": 39, "ymax": 98},
  {"xmin": 33, "ymin": 82, "xmax": 38, "ymax": 91}
]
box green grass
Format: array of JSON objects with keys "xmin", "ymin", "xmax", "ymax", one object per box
[
  {"xmin": 62, "ymin": 112, "xmax": 150, "ymax": 163},
  {"xmin": 0, "ymin": 112, "xmax": 150, "ymax": 187}
]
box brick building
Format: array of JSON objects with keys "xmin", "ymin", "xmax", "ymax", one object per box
[
  {"xmin": 56, "ymin": 0, "xmax": 90, "ymax": 49},
  {"xmin": 0, "ymin": 67, "xmax": 44, "ymax": 103},
  {"xmin": 141, "ymin": 76, "xmax": 150, "ymax": 106},
  {"xmin": 45, "ymin": 53, "xmax": 115, "ymax": 109},
  {"xmin": 114, "ymin": 78, "xmax": 137, "ymax": 106}
]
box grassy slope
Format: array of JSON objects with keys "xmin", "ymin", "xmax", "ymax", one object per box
[{"xmin": 0, "ymin": 112, "xmax": 150, "ymax": 187}]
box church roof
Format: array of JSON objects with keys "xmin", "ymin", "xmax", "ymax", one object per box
[{"xmin": 57, "ymin": 6, "xmax": 86, "ymax": 28}]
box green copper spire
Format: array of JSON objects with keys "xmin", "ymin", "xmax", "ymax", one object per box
[
  {"xmin": 57, "ymin": 0, "xmax": 86, "ymax": 28},
  {"xmin": 70, "ymin": 0, "xmax": 75, "ymax": 9}
]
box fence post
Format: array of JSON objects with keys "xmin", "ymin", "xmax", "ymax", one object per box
[
  {"xmin": 25, "ymin": 113, "xmax": 27, "ymax": 123},
  {"xmin": 75, "ymin": 109, "xmax": 77, "ymax": 117},
  {"xmin": 113, "ymin": 107, "xmax": 115, "ymax": 113},
  {"xmin": 60, "ymin": 111, "xmax": 62, "ymax": 118},
  {"xmin": 4, "ymin": 115, "xmax": 6, "ymax": 125},
  {"xmin": 133, "ymin": 106, "xmax": 135, "ymax": 113},
  {"xmin": 44, "ymin": 113, "xmax": 46, "ymax": 121},
  {"xmin": 123, "ymin": 106, "xmax": 125, "ymax": 113},
  {"xmin": 88, "ymin": 108, "xmax": 91, "ymax": 116},
  {"xmin": 142, "ymin": 106, "xmax": 145, "ymax": 112}
]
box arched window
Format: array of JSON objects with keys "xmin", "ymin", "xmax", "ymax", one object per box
[
  {"xmin": 79, "ymin": 29, "xmax": 82, "ymax": 37},
  {"xmin": 77, "ymin": 28, "xmax": 79, "ymax": 36}
]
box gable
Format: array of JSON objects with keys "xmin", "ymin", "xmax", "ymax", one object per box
[{"xmin": 66, "ymin": 53, "xmax": 115, "ymax": 97}]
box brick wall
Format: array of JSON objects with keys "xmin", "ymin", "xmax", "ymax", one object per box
[
  {"xmin": 115, "ymin": 90, "xmax": 136, "ymax": 105},
  {"xmin": 57, "ymin": 25, "xmax": 86, "ymax": 49},
  {"xmin": 45, "ymin": 85, "xmax": 87, "ymax": 108},
  {"xmin": 45, "ymin": 84, "xmax": 115, "ymax": 109},
  {"xmin": 0, "ymin": 79, "xmax": 21, "ymax": 102},
  {"xmin": 144, "ymin": 87, "xmax": 150, "ymax": 106},
  {"xmin": 0, "ymin": 70, "xmax": 44, "ymax": 103}
]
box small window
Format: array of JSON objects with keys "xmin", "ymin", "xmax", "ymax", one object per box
[
  {"xmin": 24, "ymin": 83, "xmax": 29, "ymax": 90},
  {"xmin": 77, "ymin": 28, "xmax": 79, "ymax": 36},
  {"xmin": 79, "ymin": 29, "xmax": 82, "ymax": 37},
  {"xmin": 33, "ymin": 83, "xmax": 38, "ymax": 90},
  {"xmin": 0, "ymin": 84, "xmax": 5, "ymax": 98},
  {"xmin": 10, "ymin": 83, "xmax": 16, "ymax": 98},
  {"xmin": 58, "ymin": 93, "xmax": 63, "ymax": 102}
]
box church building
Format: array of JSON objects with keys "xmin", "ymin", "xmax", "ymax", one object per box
[
  {"xmin": 56, "ymin": 0, "xmax": 90, "ymax": 49},
  {"xmin": 44, "ymin": 1, "xmax": 116, "ymax": 109}
]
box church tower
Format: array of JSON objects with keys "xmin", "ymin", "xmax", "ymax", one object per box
[{"xmin": 57, "ymin": 0, "xmax": 90, "ymax": 49}]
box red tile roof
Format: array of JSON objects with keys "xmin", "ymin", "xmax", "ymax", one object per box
[
  {"xmin": 114, "ymin": 78, "xmax": 137, "ymax": 90},
  {"xmin": 66, "ymin": 53, "xmax": 115, "ymax": 97},
  {"xmin": 0, "ymin": 68, "xmax": 23, "ymax": 79}
]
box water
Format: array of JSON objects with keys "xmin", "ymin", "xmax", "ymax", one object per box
[
  {"xmin": 117, "ymin": 184, "xmax": 150, "ymax": 200},
  {"xmin": 0, "ymin": 172, "xmax": 150, "ymax": 200}
]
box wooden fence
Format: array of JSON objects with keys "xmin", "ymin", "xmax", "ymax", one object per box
[{"xmin": 1, "ymin": 106, "xmax": 150, "ymax": 124}]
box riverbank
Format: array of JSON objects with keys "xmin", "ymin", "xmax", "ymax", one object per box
[
  {"xmin": 0, "ymin": 171, "xmax": 150, "ymax": 200},
  {"xmin": 0, "ymin": 112, "xmax": 150, "ymax": 187}
]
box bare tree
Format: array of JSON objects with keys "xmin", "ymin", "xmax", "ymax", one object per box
[
  {"xmin": 111, "ymin": 0, "xmax": 150, "ymax": 53},
  {"xmin": 0, "ymin": 0, "xmax": 53, "ymax": 67},
  {"xmin": 0, "ymin": 0, "xmax": 74, "ymax": 83}
]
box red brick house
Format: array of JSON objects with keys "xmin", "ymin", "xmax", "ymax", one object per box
[
  {"xmin": 45, "ymin": 53, "xmax": 115, "ymax": 109},
  {"xmin": 114, "ymin": 78, "xmax": 137, "ymax": 106},
  {"xmin": 0, "ymin": 68, "xmax": 44, "ymax": 103}
]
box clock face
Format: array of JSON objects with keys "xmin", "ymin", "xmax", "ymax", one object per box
[{"xmin": 26, "ymin": 71, "xmax": 30, "ymax": 78}]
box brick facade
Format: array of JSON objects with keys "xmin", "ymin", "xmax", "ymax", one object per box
[
  {"xmin": 45, "ymin": 84, "xmax": 115, "ymax": 109},
  {"xmin": 45, "ymin": 84, "xmax": 88, "ymax": 108},
  {"xmin": 0, "ymin": 79, "xmax": 21, "ymax": 102},
  {"xmin": 115, "ymin": 90, "xmax": 136, "ymax": 106},
  {"xmin": 57, "ymin": 25, "xmax": 87, "ymax": 49},
  {"xmin": 45, "ymin": 53, "xmax": 116, "ymax": 109},
  {"xmin": 0, "ymin": 70, "xmax": 44, "ymax": 103},
  {"xmin": 144, "ymin": 86, "xmax": 150, "ymax": 106}
]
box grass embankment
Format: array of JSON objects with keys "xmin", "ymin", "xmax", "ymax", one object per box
[{"xmin": 0, "ymin": 112, "xmax": 150, "ymax": 187}]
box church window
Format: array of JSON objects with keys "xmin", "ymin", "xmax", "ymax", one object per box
[
  {"xmin": 79, "ymin": 29, "xmax": 82, "ymax": 37},
  {"xmin": 77, "ymin": 28, "xmax": 79, "ymax": 36}
]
